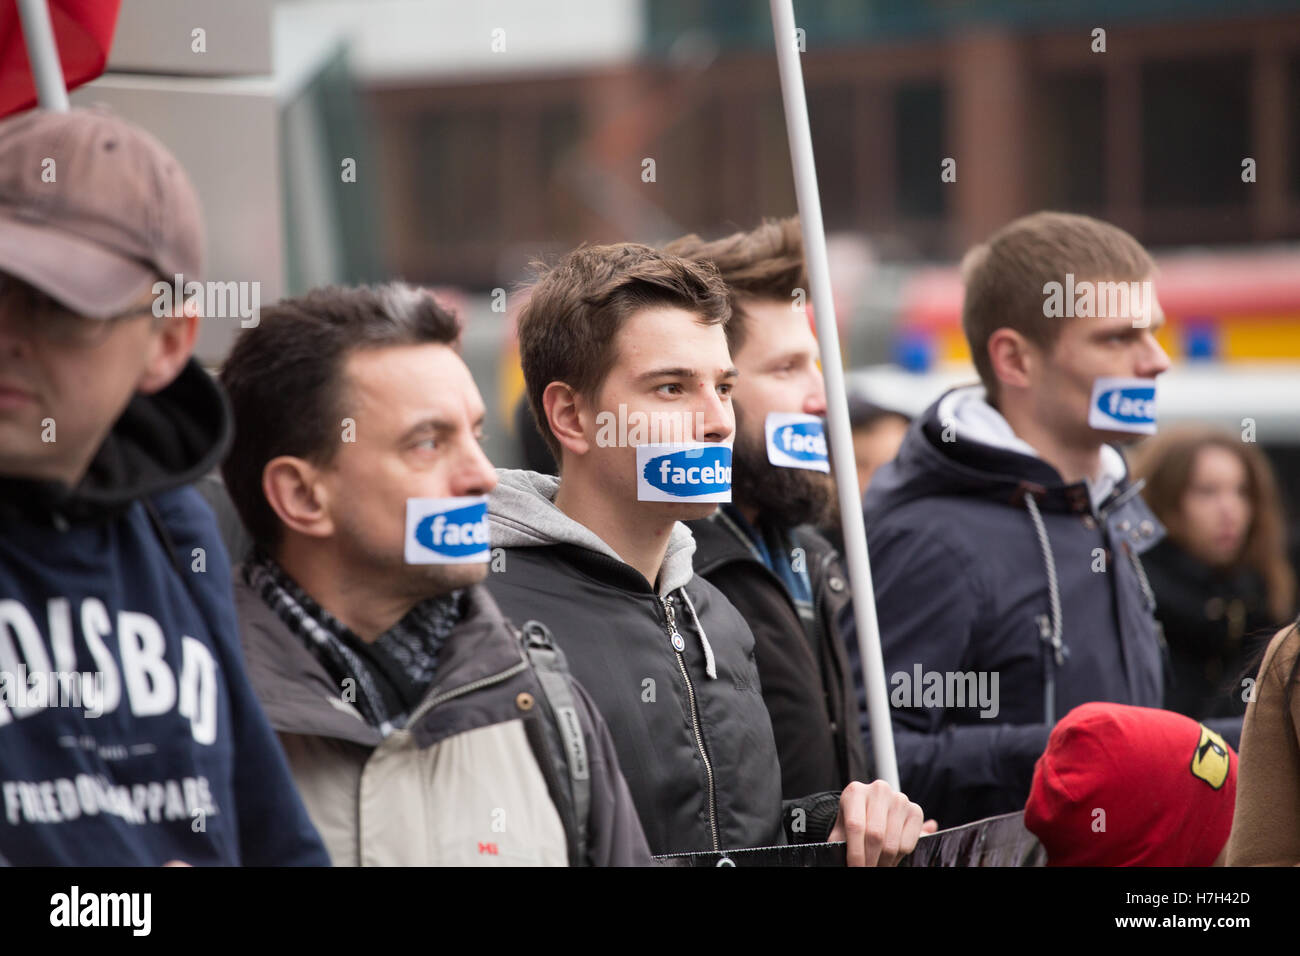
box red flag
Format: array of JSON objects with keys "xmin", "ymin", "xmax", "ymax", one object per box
[{"xmin": 0, "ymin": 0, "xmax": 122, "ymax": 118}]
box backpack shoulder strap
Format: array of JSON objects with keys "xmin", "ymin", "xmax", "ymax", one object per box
[{"xmin": 518, "ymin": 619, "xmax": 591, "ymax": 865}]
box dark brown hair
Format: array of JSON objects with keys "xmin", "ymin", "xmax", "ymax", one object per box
[
  {"xmin": 961, "ymin": 211, "xmax": 1156, "ymax": 402},
  {"xmin": 219, "ymin": 283, "xmax": 461, "ymax": 548},
  {"xmin": 516, "ymin": 242, "xmax": 731, "ymax": 460},
  {"xmin": 1130, "ymin": 425, "xmax": 1295, "ymax": 624},
  {"xmin": 663, "ymin": 216, "xmax": 807, "ymax": 356}
]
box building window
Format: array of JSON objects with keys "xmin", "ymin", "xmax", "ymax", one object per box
[
  {"xmin": 894, "ymin": 81, "xmax": 946, "ymax": 220},
  {"xmin": 1141, "ymin": 55, "xmax": 1250, "ymax": 209},
  {"xmin": 808, "ymin": 84, "xmax": 856, "ymax": 230},
  {"xmin": 1289, "ymin": 53, "xmax": 1300, "ymax": 203},
  {"xmin": 1031, "ymin": 71, "xmax": 1105, "ymax": 211},
  {"xmin": 415, "ymin": 111, "xmax": 502, "ymax": 245}
]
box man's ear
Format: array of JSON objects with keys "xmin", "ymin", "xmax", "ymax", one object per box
[
  {"xmin": 137, "ymin": 300, "xmax": 200, "ymax": 395},
  {"xmin": 986, "ymin": 327, "xmax": 1036, "ymax": 393},
  {"xmin": 263, "ymin": 456, "xmax": 335, "ymax": 539},
  {"xmin": 543, "ymin": 381, "xmax": 591, "ymax": 457}
]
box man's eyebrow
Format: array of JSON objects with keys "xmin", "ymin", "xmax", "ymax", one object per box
[
  {"xmin": 399, "ymin": 418, "xmax": 452, "ymax": 441},
  {"xmin": 400, "ymin": 413, "xmax": 486, "ymax": 441},
  {"xmin": 767, "ymin": 350, "xmax": 808, "ymax": 367},
  {"xmin": 1090, "ymin": 318, "xmax": 1151, "ymax": 335},
  {"xmin": 635, "ymin": 366, "xmax": 738, "ymax": 384},
  {"xmin": 635, "ymin": 366, "xmax": 696, "ymax": 383}
]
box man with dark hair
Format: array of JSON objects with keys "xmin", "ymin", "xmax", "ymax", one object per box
[
  {"xmin": 0, "ymin": 107, "xmax": 327, "ymax": 865},
  {"xmin": 666, "ymin": 219, "xmax": 875, "ymax": 800},
  {"xmin": 220, "ymin": 283, "xmax": 649, "ymax": 866},
  {"xmin": 487, "ymin": 241, "xmax": 929, "ymax": 864},
  {"xmin": 845, "ymin": 210, "xmax": 1190, "ymax": 826}
]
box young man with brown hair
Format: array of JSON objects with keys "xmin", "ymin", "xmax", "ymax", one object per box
[
  {"xmin": 665, "ymin": 219, "xmax": 873, "ymax": 800},
  {"xmin": 487, "ymin": 242, "xmax": 929, "ymax": 864},
  {"xmin": 847, "ymin": 210, "xmax": 1194, "ymax": 827}
]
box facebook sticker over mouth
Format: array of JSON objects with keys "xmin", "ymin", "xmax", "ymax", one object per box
[
  {"xmin": 765, "ymin": 412, "xmax": 829, "ymax": 472},
  {"xmin": 404, "ymin": 496, "xmax": 492, "ymax": 564},
  {"xmin": 1088, "ymin": 376, "xmax": 1158, "ymax": 435},
  {"xmin": 636, "ymin": 442, "xmax": 733, "ymax": 503}
]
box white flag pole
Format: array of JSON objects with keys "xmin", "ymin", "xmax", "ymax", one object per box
[
  {"xmin": 17, "ymin": 0, "xmax": 71, "ymax": 112},
  {"xmin": 768, "ymin": 0, "xmax": 899, "ymax": 789}
]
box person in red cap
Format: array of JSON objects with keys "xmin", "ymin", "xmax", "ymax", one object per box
[{"xmin": 1023, "ymin": 702, "xmax": 1236, "ymax": 866}]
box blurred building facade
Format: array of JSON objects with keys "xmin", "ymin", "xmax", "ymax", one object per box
[
  {"xmin": 365, "ymin": 0, "xmax": 1300, "ymax": 287},
  {"xmin": 74, "ymin": 0, "xmax": 1300, "ymax": 508}
]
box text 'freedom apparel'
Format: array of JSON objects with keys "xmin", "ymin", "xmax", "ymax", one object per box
[{"xmin": 0, "ymin": 361, "xmax": 328, "ymax": 865}]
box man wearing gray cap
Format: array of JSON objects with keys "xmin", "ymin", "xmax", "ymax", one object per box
[{"xmin": 0, "ymin": 107, "xmax": 328, "ymax": 866}]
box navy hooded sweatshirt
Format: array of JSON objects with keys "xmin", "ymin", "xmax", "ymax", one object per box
[
  {"xmin": 842, "ymin": 385, "xmax": 1194, "ymax": 827},
  {"xmin": 0, "ymin": 360, "xmax": 329, "ymax": 866}
]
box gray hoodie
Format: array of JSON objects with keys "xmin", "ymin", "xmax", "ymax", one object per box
[
  {"xmin": 486, "ymin": 469, "xmax": 841, "ymax": 854},
  {"xmin": 490, "ymin": 470, "xmax": 697, "ymax": 590}
]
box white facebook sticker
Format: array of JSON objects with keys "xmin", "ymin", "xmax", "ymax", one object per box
[
  {"xmin": 765, "ymin": 412, "xmax": 830, "ymax": 472},
  {"xmin": 404, "ymin": 496, "xmax": 492, "ymax": 564},
  {"xmin": 1088, "ymin": 376, "xmax": 1158, "ymax": 435},
  {"xmin": 635, "ymin": 442, "xmax": 732, "ymax": 503}
]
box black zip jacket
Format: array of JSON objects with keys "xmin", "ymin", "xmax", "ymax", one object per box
[
  {"xmin": 688, "ymin": 511, "xmax": 871, "ymax": 797},
  {"xmin": 486, "ymin": 470, "xmax": 842, "ymax": 855}
]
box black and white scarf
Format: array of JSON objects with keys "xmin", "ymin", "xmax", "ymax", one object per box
[{"xmin": 246, "ymin": 552, "xmax": 462, "ymax": 736}]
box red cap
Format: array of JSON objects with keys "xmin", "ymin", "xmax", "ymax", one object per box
[{"xmin": 1023, "ymin": 703, "xmax": 1236, "ymax": 867}]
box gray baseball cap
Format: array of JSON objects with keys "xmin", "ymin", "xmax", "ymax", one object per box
[{"xmin": 0, "ymin": 106, "xmax": 204, "ymax": 319}]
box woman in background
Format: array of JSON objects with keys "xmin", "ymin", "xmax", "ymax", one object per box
[{"xmin": 1131, "ymin": 426, "xmax": 1295, "ymax": 719}]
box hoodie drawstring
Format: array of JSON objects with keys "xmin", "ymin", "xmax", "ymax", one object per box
[
  {"xmin": 678, "ymin": 588, "xmax": 718, "ymax": 679},
  {"xmin": 1023, "ymin": 493, "xmax": 1067, "ymax": 725}
]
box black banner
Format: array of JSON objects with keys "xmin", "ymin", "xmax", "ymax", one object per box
[{"xmin": 651, "ymin": 811, "xmax": 1045, "ymax": 867}]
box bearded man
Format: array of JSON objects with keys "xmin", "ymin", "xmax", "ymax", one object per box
[{"xmin": 670, "ymin": 219, "xmax": 871, "ymax": 798}]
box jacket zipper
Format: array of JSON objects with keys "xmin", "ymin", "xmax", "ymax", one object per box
[
  {"xmin": 1099, "ymin": 478, "xmax": 1147, "ymax": 516},
  {"xmin": 662, "ymin": 594, "xmax": 719, "ymax": 852},
  {"xmin": 408, "ymin": 657, "xmax": 530, "ymax": 726},
  {"xmin": 809, "ymin": 550, "xmax": 846, "ymax": 766},
  {"xmin": 720, "ymin": 509, "xmax": 841, "ymax": 742}
]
